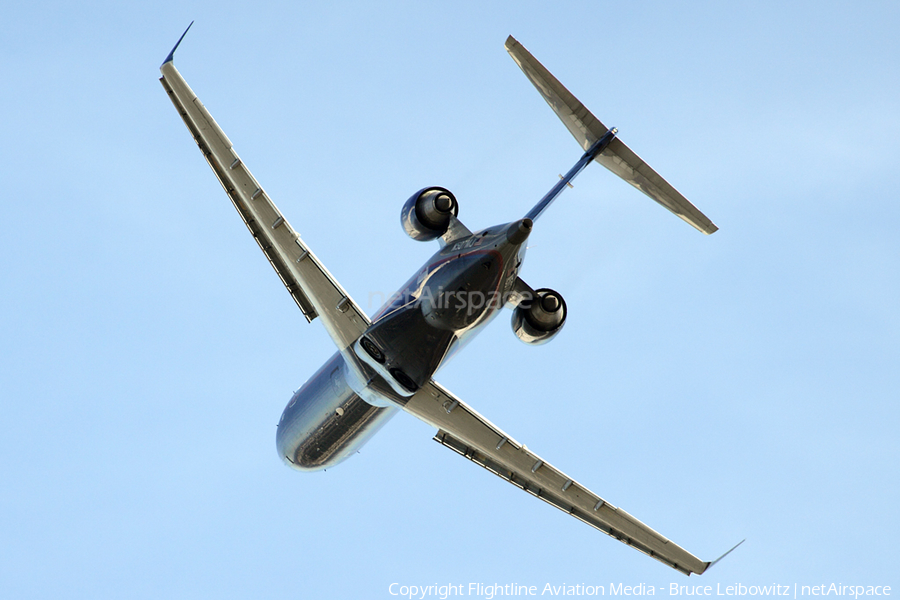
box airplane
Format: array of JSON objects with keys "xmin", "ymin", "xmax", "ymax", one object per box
[{"xmin": 159, "ymin": 24, "xmax": 740, "ymax": 576}]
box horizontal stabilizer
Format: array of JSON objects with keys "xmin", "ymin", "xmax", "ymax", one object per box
[{"xmin": 505, "ymin": 36, "xmax": 718, "ymax": 235}]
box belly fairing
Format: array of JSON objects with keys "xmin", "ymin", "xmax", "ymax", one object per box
[
  {"xmin": 360, "ymin": 249, "xmax": 506, "ymax": 392},
  {"xmin": 276, "ymin": 352, "xmax": 397, "ymax": 471}
]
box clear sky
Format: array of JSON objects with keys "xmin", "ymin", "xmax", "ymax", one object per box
[{"xmin": 2, "ymin": 1, "xmax": 898, "ymax": 598}]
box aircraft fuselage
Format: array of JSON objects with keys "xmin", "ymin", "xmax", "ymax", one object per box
[{"xmin": 276, "ymin": 221, "xmax": 529, "ymax": 470}]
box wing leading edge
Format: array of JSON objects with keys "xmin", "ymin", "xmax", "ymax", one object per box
[
  {"xmin": 159, "ymin": 43, "xmax": 369, "ymax": 350},
  {"xmin": 404, "ymin": 380, "xmax": 712, "ymax": 576}
]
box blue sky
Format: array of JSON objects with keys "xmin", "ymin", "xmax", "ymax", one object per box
[{"xmin": 2, "ymin": 1, "xmax": 898, "ymax": 598}]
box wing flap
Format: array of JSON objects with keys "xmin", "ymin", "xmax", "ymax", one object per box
[
  {"xmin": 160, "ymin": 60, "xmax": 370, "ymax": 348},
  {"xmin": 405, "ymin": 380, "xmax": 709, "ymax": 576}
]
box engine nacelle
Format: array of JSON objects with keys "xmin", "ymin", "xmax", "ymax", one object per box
[
  {"xmin": 401, "ymin": 186, "xmax": 459, "ymax": 241},
  {"xmin": 511, "ymin": 288, "xmax": 567, "ymax": 345}
]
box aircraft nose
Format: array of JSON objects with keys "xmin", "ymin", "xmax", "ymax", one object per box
[{"xmin": 506, "ymin": 218, "xmax": 533, "ymax": 244}]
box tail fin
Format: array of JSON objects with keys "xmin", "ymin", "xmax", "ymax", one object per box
[{"xmin": 505, "ymin": 36, "xmax": 718, "ymax": 235}]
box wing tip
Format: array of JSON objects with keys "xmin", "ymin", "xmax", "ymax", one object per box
[{"xmin": 161, "ymin": 21, "xmax": 194, "ymax": 67}]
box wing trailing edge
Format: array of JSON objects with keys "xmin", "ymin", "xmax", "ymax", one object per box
[
  {"xmin": 405, "ymin": 380, "xmax": 714, "ymax": 576},
  {"xmin": 159, "ymin": 32, "xmax": 371, "ymax": 350}
]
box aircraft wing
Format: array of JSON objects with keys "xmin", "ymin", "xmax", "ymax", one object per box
[
  {"xmin": 403, "ymin": 379, "xmax": 711, "ymax": 576},
  {"xmin": 159, "ymin": 47, "xmax": 369, "ymax": 350}
]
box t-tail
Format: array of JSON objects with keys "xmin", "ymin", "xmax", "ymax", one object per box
[{"xmin": 506, "ymin": 36, "xmax": 718, "ymax": 234}]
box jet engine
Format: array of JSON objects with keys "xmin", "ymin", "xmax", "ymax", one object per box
[
  {"xmin": 401, "ymin": 186, "xmax": 458, "ymax": 241},
  {"xmin": 511, "ymin": 288, "xmax": 567, "ymax": 345}
]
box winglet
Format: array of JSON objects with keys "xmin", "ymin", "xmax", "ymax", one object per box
[
  {"xmin": 702, "ymin": 539, "xmax": 746, "ymax": 574},
  {"xmin": 162, "ymin": 21, "xmax": 193, "ymax": 67}
]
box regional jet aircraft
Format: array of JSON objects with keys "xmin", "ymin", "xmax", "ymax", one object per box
[{"xmin": 160, "ymin": 24, "xmax": 739, "ymax": 575}]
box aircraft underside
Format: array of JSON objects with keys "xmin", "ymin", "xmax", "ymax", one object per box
[{"xmin": 159, "ymin": 24, "xmax": 738, "ymax": 575}]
